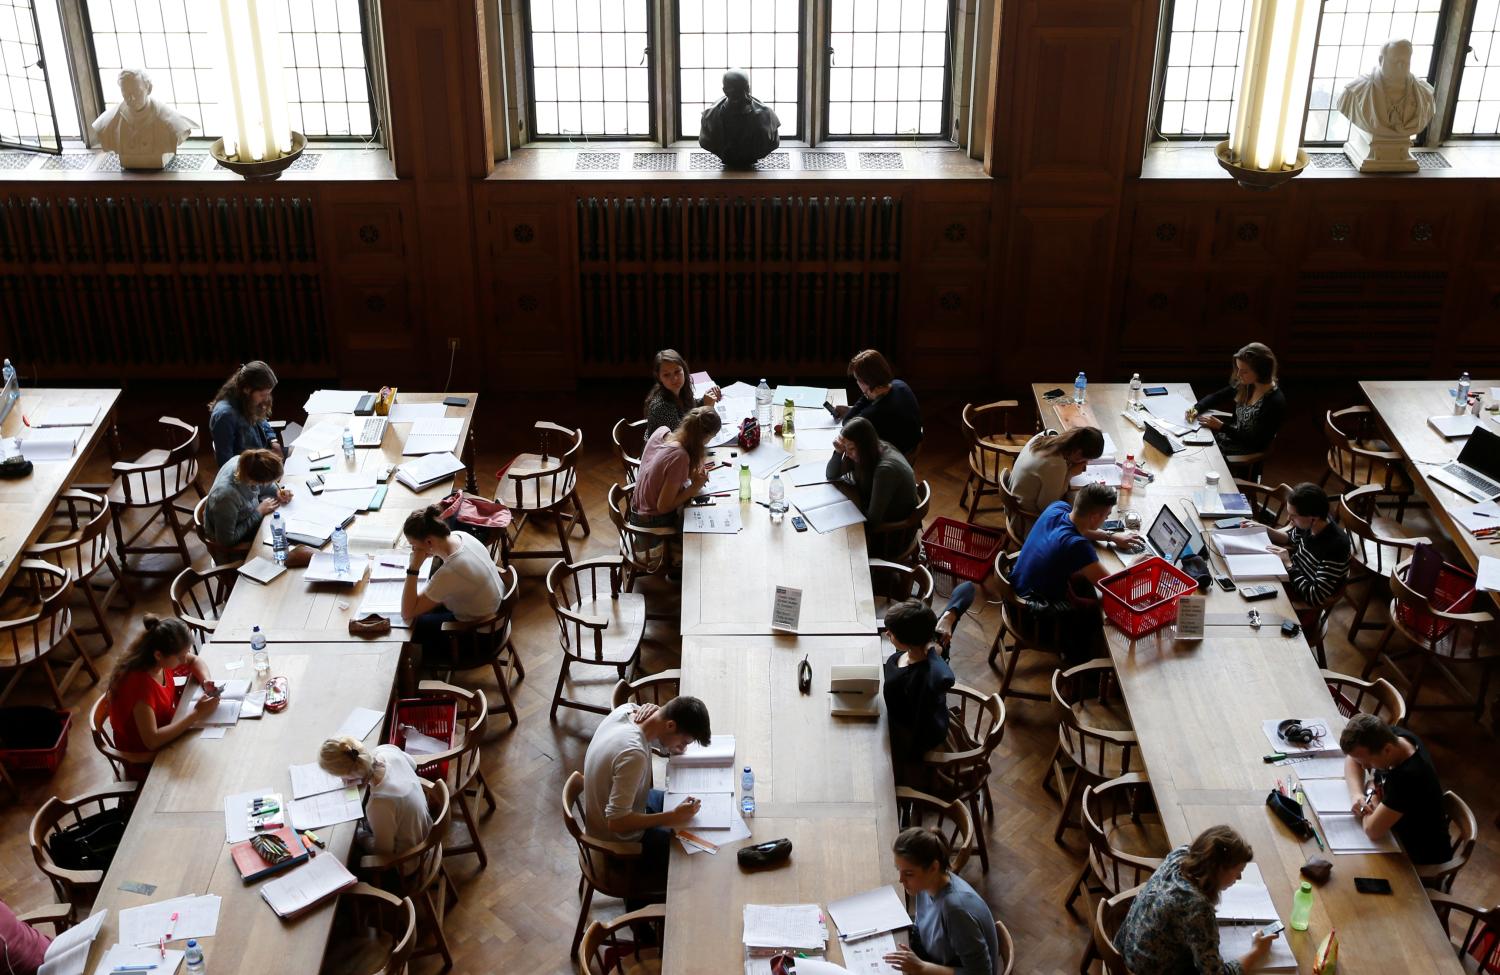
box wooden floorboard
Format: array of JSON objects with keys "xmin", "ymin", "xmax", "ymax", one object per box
[{"xmin": 0, "ymin": 381, "xmax": 1495, "ymax": 975}]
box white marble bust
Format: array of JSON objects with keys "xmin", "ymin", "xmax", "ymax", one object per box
[
  {"xmin": 1336, "ymin": 39, "xmax": 1436, "ymax": 172},
  {"xmin": 91, "ymin": 69, "xmax": 196, "ymax": 170}
]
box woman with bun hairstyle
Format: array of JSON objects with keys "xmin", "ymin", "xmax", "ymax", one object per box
[
  {"xmin": 884, "ymin": 827, "xmax": 1000, "ymax": 974},
  {"xmin": 1008, "ymin": 426, "xmax": 1106, "ymax": 513},
  {"xmin": 318, "ymin": 736, "xmax": 432, "ymax": 855},
  {"xmin": 644, "ymin": 349, "xmax": 721, "ymax": 434},
  {"xmin": 631, "ymin": 405, "xmax": 723, "ymax": 529},
  {"xmin": 208, "ymin": 361, "xmax": 282, "ymax": 466},
  {"xmin": 400, "ymin": 505, "xmax": 505, "ymax": 668},
  {"xmin": 202, "ymin": 447, "xmax": 291, "ymax": 551},
  {"xmin": 106, "ymin": 615, "xmax": 219, "ymax": 779}
]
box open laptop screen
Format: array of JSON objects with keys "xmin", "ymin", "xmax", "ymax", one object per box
[
  {"xmin": 1457, "ymin": 425, "xmax": 1500, "ymax": 482},
  {"xmin": 1145, "ymin": 504, "xmax": 1192, "ymax": 564}
]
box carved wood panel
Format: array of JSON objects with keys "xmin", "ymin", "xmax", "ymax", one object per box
[{"xmin": 1006, "ymin": 207, "xmax": 1114, "ymax": 364}]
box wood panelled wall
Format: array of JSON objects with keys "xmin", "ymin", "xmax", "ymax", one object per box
[{"xmin": 2, "ymin": 0, "xmax": 1499, "ymax": 392}]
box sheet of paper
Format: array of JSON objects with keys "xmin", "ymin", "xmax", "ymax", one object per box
[
  {"xmin": 402, "ymin": 433, "xmax": 461, "ymax": 455},
  {"xmin": 827, "ymin": 885, "xmax": 912, "ymax": 939},
  {"xmin": 664, "ymin": 791, "xmax": 733, "ymax": 830},
  {"xmin": 720, "ymin": 381, "xmax": 759, "ymax": 399},
  {"xmin": 118, "ymin": 894, "xmax": 221, "ymax": 947},
  {"xmin": 396, "ymin": 451, "xmax": 464, "ymax": 489},
  {"xmin": 1142, "ymin": 391, "xmax": 1197, "ymax": 426},
  {"xmin": 1070, "ymin": 463, "xmax": 1122, "ymax": 488},
  {"xmin": 1214, "ymin": 528, "xmax": 1274, "ymax": 555},
  {"xmin": 39, "ymin": 907, "xmax": 107, "ymax": 975},
  {"xmin": 1260, "ymin": 718, "xmax": 1340, "ymax": 758},
  {"xmin": 195, "ymin": 699, "xmax": 242, "ymax": 726},
  {"xmin": 387, "ymin": 402, "xmax": 448, "ymax": 421},
  {"xmin": 841, "ymin": 932, "xmax": 900, "ymax": 975},
  {"xmin": 189, "ymin": 679, "xmax": 249, "ymax": 704},
  {"xmin": 357, "ymin": 579, "xmax": 411, "ymax": 627},
  {"xmin": 304, "ymin": 552, "xmax": 368, "ymax": 584},
  {"xmin": 772, "ymin": 585, "xmax": 802, "ymax": 632},
  {"xmin": 289, "ymin": 762, "xmax": 356, "ymax": 800},
  {"xmin": 321, "ymin": 470, "xmax": 377, "ymax": 491},
  {"xmin": 411, "ymin": 417, "xmax": 464, "ymax": 438},
  {"xmin": 1454, "ymin": 500, "xmax": 1500, "ymax": 534},
  {"xmin": 683, "ymin": 504, "xmax": 742, "ymax": 534},
  {"xmin": 679, "ymin": 813, "xmax": 752, "ymax": 854},
  {"xmin": 199, "ymin": 726, "xmax": 228, "ymax": 739},
  {"xmin": 1275, "ymin": 754, "xmax": 1346, "ymax": 778},
  {"xmin": 319, "ymin": 486, "xmax": 380, "ymax": 510},
  {"xmin": 1225, "ymin": 553, "xmax": 1288, "ymax": 581},
  {"xmin": 260, "ymin": 851, "xmax": 356, "ymax": 918},
  {"xmin": 1317, "ymin": 811, "xmax": 1402, "ymax": 854},
  {"xmin": 691, "ymin": 370, "xmax": 718, "ymax": 390},
  {"xmin": 667, "ymin": 763, "xmax": 736, "ymax": 793},
  {"xmin": 795, "ymin": 406, "xmax": 840, "ymax": 429},
  {"xmin": 36, "ymin": 405, "xmax": 100, "ymax": 427},
  {"xmin": 696, "ymin": 464, "xmax": 741, "ymax": 496},
  {"xmin": 1175, "ymin": 594, "xmax": 1206, "ymax": 640},
  {"xmin": 1298, "ymin": 777, "xmax": 1354, "ymax": 815},
  {"xmin": 742, "ymin": 903, "xmax": 827, "ymax": 949},
  {"xmin": 239, "ymin": 690, "xmax": 266, "ymax": 719},
  {"xmin": 223, "ymin": 787, "xmax": 276, "ymax": 844},
  {"xmin": 19, "ymin": 429, "xmax": 80, "ymax": 460},
  {"xmin": 337, "ymin": 706, "xmax": 385, "ymax": 741},
  {"xmin": 91, "ymin": 944, "xmax": 184, "ymax": 975},
  {"xmin": 289, "ymin": 785, "xmax": 364, "ymax": 830},
  {"xmin": 399, "ymin": 726, "xmax": 447, "ymax": 756},
  {"xmin": 1217, "ymin": 925, "xmax": 1295, "ymax": 971},
  {"xmin": 794, "ymin": 427, "xmax": 840, "ymax": 452},
  {"xmin": 238, "ymin": 557, "xmax": 286, "ymax": 585},
  {"xmin": 290, "ymin": 419, "xmax": 346, "ymax": 452},
  {"xmin": 742, "ymin": 440, "xmax": 792, "ymax": 479},
  {"xmin": 794, "ymin": 480, "xmax": 853, "ymax": 512},
  {"xmin": 1478, "ymin": 555, "xmax": 1500, "ymax": 593},
  {"xmin": 1215, "ymin": 863, "xmax": 1277, "ymax": 922},
  {"xmin": 670, "ymin": 735, "xmax": 737, "ymax": 767},
  {"xmin": 802, "ymin": 498, "xmax": 866, "ymax": 534},
  {"xmin": 789, "ymin": 456, "xmax": 834, "ymax": 486},
  {"xmin": 303, "ymin": 390, "xmax": 369, "ymax": 415},
  {"xmin": 774, "ymin": 385, "xmax": 829, "ymax": 409}
]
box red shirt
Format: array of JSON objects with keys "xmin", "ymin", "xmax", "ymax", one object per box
[
  {"xmin": 0, "ymin": 893, "xmax": 52, "ymax": 972},
  {"xmin": 108, "ymin": 669, "xmax": 177, "ymax": 776}
]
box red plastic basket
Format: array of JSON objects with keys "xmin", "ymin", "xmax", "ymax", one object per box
[
  {"xmin": 390, "ymin": 698, "xmax": 457, "ymax": 781},
  {"xmin": 922, "ymin": 517, "xmax": 1006, "ymax": 583},
  {"xmin": 0, "ymin": 708, "xmax": 71, "ymax": 775},
  {"xmin": 1398, "ymin": 562, "xmax": 1476, "ymax": 641},
  {"xmin": 1097, "ymin": 556, "xmax": 1198, "ymax": 638}
]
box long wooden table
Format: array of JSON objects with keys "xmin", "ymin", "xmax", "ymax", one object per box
[
  {"xmin": 1033, "ymin": 381, "xmax": 1463, "ymax": 974},
  {"xmin": 665, "ymin": 391, "xmax": 898, "ymax": 973},
  {"xmin": 85, "ymin": 392, "xmax": 475, "ymax": 973},
  {"xmin": 0, "ymin": 388, "xmax": 120, "ymax": 591}
]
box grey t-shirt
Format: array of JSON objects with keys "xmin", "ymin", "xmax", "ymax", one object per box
[{"xmin": 582, "ymin": 704, "xmax": 652, "ymax": 842}]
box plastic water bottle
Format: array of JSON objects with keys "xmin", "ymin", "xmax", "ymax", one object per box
[
  {"xmin": 250, "ymin": 626, "xmax": 269, "ymax": 679},
  {"xmin": 332, "ymin": 525, "xmax": 350, "ymax": 577},
  {"xmin": 1128, "ymin": 372, "xmax": 1142, "ymax": 407},
  {"xmin": 739, "ymin": 462, "xmax": 751, "ymax": 501},
  {"xmin": 756, "ymin": 379, "xmax": 772, "ymax": 428},
  {"xmin": 768, "ymin": 474, "xmax": 786, "ymax": 522},
  {"xmin": 1456, "ymin": 371, "xmax": 1472, "ymax": 414},
  {"xmin": 1120, "ymin": 453, "xmax": 1136, "ymax": 492},
  {"xmin": 185, "ymin": 939, "xmax": 206, "ymax": 975},
  {"xmin": 271, "ymin": 512, "xmax": 287, "ymax": 564},
  {"xmin": 1073, "ymin": 371, "xmax": 1088, "ymax": 405},
  {"xmin": 740, "ymin": 766, "xmax": 755, "ymax": 818},
  {"xmin": 342, "ymin": 426, "xmax": 356, "ymax": 460},
  {"xmin": 1, "ymin": 359, "xmax": 16, "ymax": 403},
  {"xmin": 1290, "ymin": 881, "xmax": 1313, "ymax": 931}
]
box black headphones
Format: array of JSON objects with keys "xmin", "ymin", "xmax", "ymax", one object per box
[
  {"xmin": 797, "ymin": 655, "xmax": 812, "ymax": 695},
  {"xmin": 1277, "ymin": 718, "xmax": 1319, "ymax": 747}
]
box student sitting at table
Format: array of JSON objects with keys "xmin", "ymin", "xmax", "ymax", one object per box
[
  {"xmin": 833, "ymin": 349, "xmax": 923, "ymax": 459},
  {"xmin": 1009, "ymin": 483, "xmax": 1140, "ymax": 661},
  {"xmin": 826, "ymin": 417, "xmax": 918, "ymax": 559},
  {"xmin": 882, "ymin": 590, "xmax": 974, "ymax": 787},
  {"xmin": 1259, "ymin": 482, "xmax": 1351, "ymax": 607},
  {"xmin": 1338, "ymin": 713, "xmax": 1452, "ymax": 865},
  {"xmin": 1192, "ymin": 342, "xmax": 1286, "ymax": 456},
  {"xmin": 883, "ymin": 826, "xmax": 1000, "ymax": 975},
  {"xmin": 318, "ymin": 736, "xmax": 433, "ymax": 856},
  {"xmin": 203, "ymin": 448, "xmax": 291, "ymax": 552},
  {"xmin": 632, "ymin": 406, "xmax": 723, "ymax": 530},
  {"xmin": 208, "ymin": 360, "xmax": 282, "ymax": 466},
  {"xmin": 106, "ymin": 615, "xmax": 220, "ymax": 779},
  {"xmin": 0, "ymin": 894, "xmax": 54, "ymax": 975},
  {"xmin": 583, "ymin": 696, "xmax": 714, "ymax": 907},
  {"xmin": 401, "ymin": 505, "xmax": 506, "ymax": 675},
  {"xmin": 644, "ymin": 349, "xmax": 721, "ymax": 434},
  {"xmin": 1116, "ymin": 824, "xmax": 1279, "ymax": 975},
  {"xmin": 1008, "ymin": 426, "xmax": 1106, "ymax": 513}
]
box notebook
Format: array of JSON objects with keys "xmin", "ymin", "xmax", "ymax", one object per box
[
  {"xmin": 230, "ymin": 826, "xmax": 309, "ymax": 883},
  {"xmin": 33, "ymin": 405, "xmax": 99, "ymax": 427},
  {"xmin": 792, "ymin": 481, "xmax": 865, "ymax": 533},
  {"xmin": 396, "ymin": 451, "xmax": 465, "ymax": 491},
  {"xmin": 19, "ymin": 428, "xmax": 81, "ymax": 460},
  {"xmin": 259, "ymin": 851, "xmax": 357, "ymax": 919},
  {"xmin": 238, "ymin": 557, "xmax": 287, "ymax": 585}
]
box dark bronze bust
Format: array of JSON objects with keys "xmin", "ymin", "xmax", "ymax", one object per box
[{"xmin": 698, "ymin": 69, "xmax": 781, "ymax": 168}]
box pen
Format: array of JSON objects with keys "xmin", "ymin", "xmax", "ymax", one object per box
[
  {"xmin": 1311, "ymin": 825, "xmax": 1325, "ymax": 851},
  {"xmin": 113, "ymin": 966, "xmax": 158, "ymax": 972},
  {"xmin": 704, "ymin": 491, "xmax": 732, "ymax": 497},
  {"xmin": 755, "ymin": 501, "xmax": 770, "ymax": 509},
  {"xmin": 309, "ymin": 464, "xmax": 331, "ymax": 471},
  {"xmin": 781, "ymin": 463, "xmax": 799, "ymax": 472},
  {"xmin": 839, "ymin": 927, "xmax": 880, "ymax": 942}
]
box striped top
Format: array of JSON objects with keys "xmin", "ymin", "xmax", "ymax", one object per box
[{"xmin": 1286, "ymin": 521, "xmax": 1351, "ymax": 605}]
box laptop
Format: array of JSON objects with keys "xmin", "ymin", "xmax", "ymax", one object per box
[
  {"xmin": 1124, "ymin": 504, "xmax": 1194, "ymax": 566},
  {"xmin": 351, "ymin": 415, "xmax": 389, "ymax": 447},
  {"xmin": 1431, "ymin": 425, "xmax": 1500, "ymax": 502},
  {"xmin": 0, "ymin": 371, "xmax": 14, "ymax": 428}
]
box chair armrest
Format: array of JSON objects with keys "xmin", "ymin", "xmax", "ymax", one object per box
[
  {"xmin": 414, "ymin": 680, "xmax": 467, "ymax": 697},
  {"xmin": 80, "ymin": 780, "xmax": 142, "ymax": 803},
  {"xmin": 439, "ymin": 614, "xmax": 499, "ymax": 633},
  {"xmin": 358, "ymin": 849, "xmax": 409, "ymax": 873},
  {"xmin": 557, "ymin": 605, "xmax": 611, "ymax": 629},
  {"xmin": 893, "ymin": 786, "xmax": 945, "ymax": 805},
  {"xmin": 920, "ymin": 745, "xmax": 987, "ymax": 765},
  {"xmin": 1414, "ymin": 856, "xmax": 1463, "ymax": 881},
  {"xmin": 625, "ymin": 523, "xmax": 677, "ymax": 539},
  {"xmin": 17, "ymin": 903, "xmax": 73, "ymax": 930},
  {"xmin": 44, "ymin": 866, "xmax": 104, "ymax": 886},
  {"xmin": 569, "ymin": 554, "xmax": 627, "ymax": 572},
  {"xmin": 578, "ymin": 834, "xmax": 644, "ymax": 858},
  {"xmin": 610, "ymin": 903, "xmax": 667, "ymax": 925},
  {"xmin": 176, "ymin": 614, "xmax": 218, "ymax": 633}
]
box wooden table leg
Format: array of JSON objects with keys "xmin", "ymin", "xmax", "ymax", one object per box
[{"xmin": 464, "ymin": 427, "xmax": 478, "ymax": 495}]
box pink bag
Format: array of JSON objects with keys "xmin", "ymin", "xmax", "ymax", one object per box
[{"xmin": 437, "ymin": 491, "xmax": 512, "ymax": 531}]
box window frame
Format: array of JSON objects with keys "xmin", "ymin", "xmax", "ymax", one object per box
[
  {"xmin": 521, "ymin": 0, "xmax": 659, "ymax": 142},
  {"xmin": 0, "ymin": 0, "xmax": 64, "ymax": 152},
  {"xmin": 671, "ymin": 0, "xmax": 808, "ymax": 143},
  {"xmin": 819, "ymin": 0, "xmax": 956, "ymax": 142}
]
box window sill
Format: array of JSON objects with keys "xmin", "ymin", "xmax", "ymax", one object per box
[
  {"xmin": 489, "ymin": 145, "xmax": 987, "ymax": 180},
  {"xmin": 0, "ymin": 143, "xmax": 395, "ymax": 182},
  {"xmin": 1141, "ymin": 141, "xmax": 1500, "ymax": 180}
]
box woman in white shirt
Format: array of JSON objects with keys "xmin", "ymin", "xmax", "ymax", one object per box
[
  {"xmin": 400, "ymin": 505, "xmax": 505, "ymax": 679},
  {"xmin": 318, "ymin": 736, "xmax": 432, "ymax": 856},
  {"xmin": 1008, "ymin": 426, "xmax": 1106, "ymax": 516}
]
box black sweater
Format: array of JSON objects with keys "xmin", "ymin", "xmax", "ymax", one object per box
[
  {"xmin": 845, "ymin": 380, "xmax": 923, "ymax": 457},
  {"xmin": 1193, "ymin": 385, "xmax": 1287, "ymax": 454}
]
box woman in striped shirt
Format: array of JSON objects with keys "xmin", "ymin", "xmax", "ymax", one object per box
[{"xmin": 1263, "ymin": 483, "xmax": 1351, "ymax": 605}]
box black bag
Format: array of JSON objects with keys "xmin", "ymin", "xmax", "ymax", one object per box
[
  {"xmin": 47, "ymin": 806, "xmax": 128, "ymax": 872},
  {"xmin": 1266, "ymin": 789, "xmax": 1314, "ymax": 840},
  {"xmin": 1179, "ymin": 554, "xmax": 1213, "ymax": 590}
]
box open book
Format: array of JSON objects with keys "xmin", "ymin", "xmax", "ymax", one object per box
[
  {"xmin": 792, "ymin": 481, "xmax": 865, "ymax": 533},
  {"xmin": 260, "ymin": 851, "xmax": 357, "ymax": 919},
  {"xmin": 278, "ymin": 494, "xmax": 357, "ymax": 547},
  {"xmin": 396, "ymin": 451, "xmax": 464, "ymax": 491},
  {"xmin": 1212, "ymin": 528, "xmax": 1288, "ymax": 581}
]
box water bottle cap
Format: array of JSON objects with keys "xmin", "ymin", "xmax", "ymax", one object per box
[
  {"xmin": 252, "ymin": 625, "xmax": 261, "ymax": 632},
  {"xmin": 743, "ymin": 766, "xmax": 751, "ymax": 772},
  {"xmin": 1300, "ymin": 881, "xmax": 1312, "ymax": 891},
  {"xmin": 187, "ymin": 940, "xmax": 198, "ymax": 947}
]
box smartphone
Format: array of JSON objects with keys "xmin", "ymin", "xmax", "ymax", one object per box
[
  {"xmin": 791, "ymin": 515, "xmax": 808, "ymax": 532},
  {"xmin": 1144, "ymin": 386, "xmax": 1169, "ymax": 396},
  {"xmin": 1215, "ymin": 575, "xmax": 1236, "ymax": 592},
  {"xmin": 1102, "ymin": 519, "xmax": 1125, "ymax": 533},
  {"xmin": 307, "ymin": 479, "xmax": 325, "ymax": 495},
  {"xmin": 689, "ymin": 496, "xmax": 712, "ymax": 506},
  {"xmin": 442, "ymin": 396, "xmax": 470, "ymax": 407},
  {"xmin": 1260, "ymin": 920, "xmax": 1285, "ymax": 937},
  {"xmin": 1354, "ymin": 877, "xmax": 1393, "ymax": 895},
  {"xmin": 1240, "ymin": 584, "xmax": 1278, "ymax": 601},
  {"xmin": 822, "ymin": 401, "xmax": 838, "ymax": 417},
  {"xmin": 1215, "ymin": 517, "xmax": 1245, "ymax": 529},
  {"xmin": 1042, "ymin": 387, "xmax": 1066, "ymax": 400}
]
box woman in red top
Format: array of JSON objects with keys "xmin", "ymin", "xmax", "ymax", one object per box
[{"xmin": 106, "ymin": 615, "xmax": 219, "ymax": 779}]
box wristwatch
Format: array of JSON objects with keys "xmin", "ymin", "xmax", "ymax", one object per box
[{"xmin": 406, "ymin": 569, "xmax": 420, "ymax": 577}]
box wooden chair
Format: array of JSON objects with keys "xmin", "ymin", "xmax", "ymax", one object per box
[
  {"xmin": 606, "ymin": 483, "xmax": 678, "ymax": 621},
  {"xmin": 405, "ymin": 682, "xmax": 497, "ymax": 870},
  {"xmin": 996, "ymin": 468, "xmax": 1042, "ymax": 550},
  {"xmin": 1236, "ymin": 479, "xmax": 1292, "ymax": 528},
  {"xmin": 13, "ymin": 901, "xmax": 74, "ymax": 938},
  {"xmin": 0, "ymin": 561, "xmax": 98, "ymax": 708},
  {"xmin": 919, "ymin": 684, "xmax": 1005, "ymax": 872},
  {"xmin": 25, "ymin": 490, "xmax": 132, "ymax": 650},
  {"xmin": 959, "ymin": 400, "xmax": 1028, "ymax": 524},
  {"xmin": 1297, "ymin": 575, "xmax": 1348, "ymax": 670},
  {"xmin": 106, "ymin": 416, "xmax": 204, "ymax": 576},
  {"xmin": 546, "ymin": 557, "xmax": 647, "ymax": 720},
  {"xmin": 871, "ymin": 558, "xmax": 935, "ymax": 629},
  {"xmin": 562, "ymin": 770, "xmax": 665, "ymax": 956},
  {"xmin": 1364, "ymin": 558, "xmax": 1498, "ymax": 722},
  {"xmin": 1048, "ymin": 660, "xmax": 1141, "ymax": 844},
  {"xmin": 1321, "ymin": 670, "xmax": 1407, "ymax": 726},
  {"xmin": 987, "ymin": 551, "xmax": 1067, "ymax": 702},
  {"xmin": 994, "ymin": 919, "xmax": 1017, "ymax": 975},
  {"xmin": 1322, "ymin": 405, "xmax": 1416, "ymax": 520},
  {"xmin": 29, "ymin": 781, "xmax": 139, "ymax": 922},
  {"xmin": 1092, "ymin": 885, "xmax": 1141, "ymax": 975},
  {"xmin": 431, "ymin": 565, "xmax": 524, "ymax": 728},
  {"xmin": 1225, "ymin": 434, "xmax": 1276, "ymax": 484},
  {"xmin": 1069, "ymin": 774, "xmax": 1167, "ymax": 972},
  {"xmin": 611, "ymin": 417, "xmax": 648, "ymax": 486},
  {"xmin": 895, "ymin": 786, "xmax": 976, "ymax": 876},
  {"xmin": 1417, "ymin": 790, "xmax": 1479, "ymax": 894},
  {"xmin": 192, "ymin": 496, "xmax": 253, "ymax": 566},
  {"xmin": 1427, "ymin": 890, "xmax": 1500, "ymax": 970},
  {"xmin": 1337, "ymin": 485, "xmax": 1428, "ymax": 644},
  {"xmin": 495, "ymin": 421, "xmax": 589, "ymax": 563},
  {"xmin": 357, "ymin": 779, "xmax": 456, "ymax": 973},
  {"xmin": 89, "ymin": 694, "xmax": 154, "ymax": 782},
  {"xmin": 169, "ymin": 562, "xmax": 240, "ymax": 647},
  {"xmin": 319, "ymin": 883, "xmax": 417, "ymax": 975},
  {"xmin": 576, "ymin": 904, "xmax": 666, "ymax": 975},
  {"xmin": 867, "ymin": 479, "xmax": 931, "ymax": 564},
  {"xmin": 611, "ymin": 670, "xmax": 682, "ymax": 709}
]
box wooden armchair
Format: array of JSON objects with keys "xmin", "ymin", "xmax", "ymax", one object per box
[
  {"xmin": 169, "ymin": 562, "xmax": 241, "ymax": 647},
  {"xmin": 546, "ymin": 556, "xmax": 647, "ymax": 720},
  {"xmin": 611, "ymin": 669, "xmax": 683, "ymax": 710},
  {"xmin": 871, "ymin": 558, "xmax": 935, "ymax": 630},
  {"xmin": 1048, "ymin": 660, "xmax": 1140, "ymax": 844},
  {"xmin": 562, "ymin": 771, "xmax": 664, "ymax": 956},
  {"xmin": 867, "ymin": 479, "xmax": 930, "ymax": 564},
  {"xmin": 433, "ymin": 565, "xmax": 523, "ymax": 727},
  {"xmin": 1225, "ymin": 434, "xmax": 1277, "ymax": 484},
  {"xmin": 402, "ymin": 682, "xmax": 497, "ymax": 871},
  {"xmin": 192, "ymin": 496, "xmax": 253, "ymax": 566},
  {"xmin": 1236, "ymin": 479, "xmax": 1292, "ymax": 527},
  {"xmin": 896, "ymin": 786, "xmax": 976, "ymax": 876},
  {"xmin": 25, "ymin": 489, "xmax": 132, "ymax": 650},
  {"xmin": 606, "ymin": 482, "xmax": 678, "ymax": 621},
  {"xmin": 29, "ymin": 781, "xmax": 139, "ymax": 922},
  {"xmin": 996, "ymin": 468, "xmax": 1041, "ymax": 551},
  {"xmin": 89, "ymin": 694, "xmax": 154, "ymax": 782},
  {"xmin": 1427, "ymin": 891, "xmax": 1500, "ymax": 969},
  {"xmin": 988, "ymin": 551, "xmax": 1068, "ymax": 702},
  {"xmin": 319, "ymin": 884, "xmax": 417, "ymax": 975},
  {"xmin": 959, "ymin": 400, "xmax": 1028, "ymax": 524},
  {"xmin": 0, "ymin": 561, "xmax": 97, "ymax": 708},
  {"xmin": 1321, "ymin": 670, "xmax": 1407, "ymax": 726},
  {"xmin": 1068, "ymin": 772, "xmax": 1166, "ymax": 972},
  {"xmin": 611, "ymin": 417, "xmax": 648, "ymax": 486},
  {"xmin": 106, "ymin": 416, "xmax": 203, "ymax": 576},
  {"xmin": 1417, "ymin": 790, "xmax": 1478, "ymax": 894},
  {"xmin": 919, "ymin": 684, "xmax": 1005, "ymax": 872},
  {"xmin": 1322, "ymin": 405, "xmax": 1416, "ymax": 520},
  {"xmin": 357, "ymin": 779, "xmax": 456, "ymax": 972},
  {"xmin": 1092, "ymin": 886, "xmax": 1141, "ymax": 975},
  {"xmin": 495, "ymin": 421, "xmax": 589, "ymax": 563},
  {"xmin": 577, "ymin": 904, "xmax": 666, "ymax": 975},
  {"xmin": 1337, "ymin": 485, "xmax": 1428, "ymax": 643}
]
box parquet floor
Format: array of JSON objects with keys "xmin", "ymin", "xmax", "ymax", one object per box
[{"xmin": 0, "ymin": 380, "xmax": 1496, "ymax": 975}]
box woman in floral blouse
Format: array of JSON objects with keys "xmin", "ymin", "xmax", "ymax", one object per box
[{"xmin": 1116, "ymin": 825, "xmax": 1280, "ymax": 974}]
